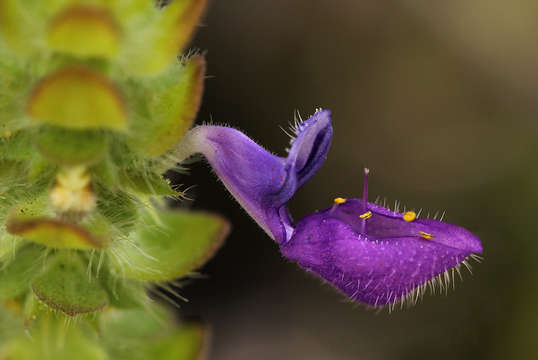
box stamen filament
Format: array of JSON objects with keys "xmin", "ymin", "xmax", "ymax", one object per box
[
  {"xmin": 361, "ymin": 168, "xmax": 369, "ymax": 234},
  {"xmin": 330, "ymin": 197, "xmax": 347, "ymax": 214},
  {"xmin": 334, "ymin": 197, "xmax": 347, "ymax": 205}
]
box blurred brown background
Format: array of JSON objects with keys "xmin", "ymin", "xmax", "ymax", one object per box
[{"xmin": 174, "ymin": 1, "xmax": 538, "ymax": 359}]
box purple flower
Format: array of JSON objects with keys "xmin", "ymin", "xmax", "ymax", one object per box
[
  {"xmin": 175, "ymin": 110, "xmax": 333, "ymax": 244},
  {"xmin": 177, "ymin": 110, "xmax": 482, "ymax": 307}
]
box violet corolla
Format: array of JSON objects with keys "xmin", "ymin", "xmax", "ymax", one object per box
[
  {"xmin": 176, "ymin": 110, "xmax": 483, "ymax": 307},
  {"xmin": 175, "ymin": 110, "xmax": 333, "ymax": 244}
]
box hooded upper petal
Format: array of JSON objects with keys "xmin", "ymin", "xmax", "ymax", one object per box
[
  {"xmin": 175, "ymin": 110, "xmax": 333, "ymax": 243},
  {"xmin": 280, "ymin": 199, "xmax": 482, "ymax": 307},
  {"xmin": 285, "ymin": 110, "xmax": 333, "ymax": 189}
]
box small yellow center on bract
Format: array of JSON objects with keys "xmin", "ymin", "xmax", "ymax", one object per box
[
  {"xmin": 333, "ymin": 197, "xmax": 346, "ymax": 205},
  {"xmin": 359, "ymin": 211, "xmax": 372, "ymax": 219},
  {"xmin": 419, "ymin": 231, "xmax": 434, "ymax": 240},
  {"xmin": 50, "ymin": 166, "xmax": 96, "ymax": 213},
  {"xmin": 403, "ymin": 211, "xmax": 416, "ymax": 222}
]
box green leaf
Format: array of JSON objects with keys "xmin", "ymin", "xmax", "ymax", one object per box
[
  {"xmin": 0, "ymin": 131, "xmax": 35, "ymax": 160},
  {"xmin": 0, "ymin": 244, "xmax": 44, "ymax": 301},
  {"xmin": 0, "ymin": 315, "xmax": 108, "ymax": 360},
  {"xmin": 37, "ymin": 126, "xmax": 108, "ymax": 166},
  {"xmin": 100, "ymin": 305, "xmax": 169, "ymax": 345},
  {"xmin": 111, "ymin": 210, "xmax": 229, "ymax": 281},
  {"xmin": 91, "ymin": 155, "xmax": 120, "ymax": 188},
  {"xmin": 121, "ymin": 0, "xmax": 208, "ymax": 75},
  {"xmin": 120, "ymin": 168, "xmax": 178, "ymax": 197},
  {"xmin": 0, "ymin": 302, "xmax": 25, "ymax": 341},
  {"xmin": 0, "ymin": 53, "xmax": 35, "ymax": 133},
  {"xmin": 100, "ymin": 304, "xmax": 208, "ymax": 360},
  {"xmin": 104, "ymin": 0, "xmax": 155, "ymax": 28},
  {"xmin": 146, "ymin": 324, "xmax": 208, "ymax": 360},
  {"xmin": 127, "ymin": 55, "xmax": 206, "ymax": 157},
  {"xmin": 95, "ymin": 184, "xmax": 139, "ymax": 234},
  {"xmin": 0, "ymin": 0, "xmax": 43, "ymax": 54},
  {"xmin": 0, "ymin": 159, "xmax": 26, "ymax": 183},
  {"xmin": 31, "ymin": 253, "xmax": 108, "ymax": 316},
  {"xmin": 0, "ymin": 189, "xmax": 49, "ymax": 229},
  {"xmin": 99, "ymin": 271, "xmax": 147, "ymax": 309},
  {"xmin": 28, "ymin": 66, "xmax": 127, "ymax": 130}
]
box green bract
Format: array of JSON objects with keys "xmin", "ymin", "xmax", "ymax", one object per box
[
  {"xmin": 28, "ymin": 66, "xmax": 128, "ymax": 130},
  {"xmin": 31, "ymin": 253, "xmax": 108, "ymax": 316},
  {"xmin": 101, "ymin": 306, "xmax": 209, "ymax": 360},
  {"xmin": 126, "ymin": 55, "xmax": 206, "ymax": 157},
  {"xmin": 111, "ymin": 210, "xmax": 229, "ymax": 281},
  {"xmin": 0, "ymin": 0, "xmax": 222, "ymax": 358},
  {"xmin": 0, "ymin": 315, "xmax": 108, "ymax": 360},
  {"xmin": 36, "ymin": 126, "xmax": 108, "ymax": 166},
  {"xmin": 0, "ymin": 245, "xmax": 43, "ymax": 301}
]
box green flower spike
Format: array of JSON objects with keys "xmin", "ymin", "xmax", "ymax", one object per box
[{"xmin": 0, "ymin": 1, "xmax": 223, "ymax": 359}]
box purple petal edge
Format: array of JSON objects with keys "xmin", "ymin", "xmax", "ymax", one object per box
[{"xmin": 280, "ymin": 199, "xmax": 482, "ymax": 307}]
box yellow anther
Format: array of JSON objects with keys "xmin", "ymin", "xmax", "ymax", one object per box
[
  {"xmin": 359, "ymin": 211, "xmax": 372, "ymax": 219},
  {"xmin": 403, "ymin": 211, "xmax": 416, "ymax": 222},
  {"xmin": 333, "ymin": 197, "xmax": 347, "ymax": 205},
  {"xmin": 420, "ymin": 231, "xmax": 435, "ymax": 240}
]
